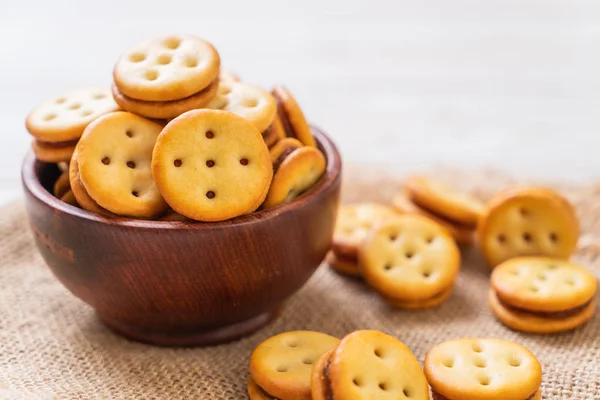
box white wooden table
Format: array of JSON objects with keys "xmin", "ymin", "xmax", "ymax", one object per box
[{"xmin": 3, "ymin": 0, "xmax": 600, "ymax": 205}]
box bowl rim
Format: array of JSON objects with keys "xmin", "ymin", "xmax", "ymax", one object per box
[{"xmin": 22, "ymin": 125, "xmax": 341, "ymax": 229}]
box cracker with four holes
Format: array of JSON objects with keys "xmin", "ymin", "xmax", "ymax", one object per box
[
  {"xmin": 111, "ymin": 78, "xmax": 219, "ymax": 119},
  {"xmin": 26, "ymin": 87, "xmax": 119, "ymax": 143},
  {"xmin": 424, "ymin": 338, "xmax": 542, "ymax": 400},
  {"xmin": 319, "ymin": 330, "xmax": 430, "ymax": 400},
  {"xmin": 359, "ymin": 214, "xmax": 461, "ymax": 309},
  {"xmin": 152, "ymin": 109, "xmax": 272, "ymax": 222},
  {"xmin": 326, "ymin": 251, "xmax": 362, "ymax": 278},
  {"xmin": 332, "ymin": 203, "xmax": 400, "ymax": 260},
  {"xmin": 392, "ymin": 192, "xmax": 474, "ymax": 245},
  {"xmin": 113, "ymin": 35, "xmax": 220, "ymax": 101},
  {"xmin": 263, "ymin": 146, "xmax": 326, "ymax": 209},
  {"xmin": 249, "ymin": 331, "xmax": 340, "ymax": 400},
  {"xmin": 77, "ymin": 111, "xmax": 167, "ymax": 218},
  {"xmin": 271, "ymin": 86, "xmax": 316, "ymax": 147},
  {"xmin": 477, "ymin": 186, "xmax": 579, "ymax": 268},
  {"xmin": 404, "ymin": 176, "xmax": 484, "ymax": 226},
  {"xmin": 206, "ymin": 81, "xmax": 277, "ymax": 133},
  {"xmin": 489, "ymin": 256, "xmax": 597, "ymax": 333}
]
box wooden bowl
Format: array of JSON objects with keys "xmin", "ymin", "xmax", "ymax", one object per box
[{"xmin": 22, "ymin": 127, "xmax": 341, "ymax": 347}]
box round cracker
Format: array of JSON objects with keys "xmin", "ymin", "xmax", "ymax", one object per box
[
  {"xmin": 271, "ymin": 86, "xmax": 316, "ymax": 147},
  {"xmin": 113, "ymin": 35, "xmax": 220, "ymax": 101},
  {"xmin": 26, "ymin": 87, "xmax": 119, "ymax": 142},
  {"xmin": 152, "ymin": 109, "xmax": 272, "ymax": 222},
  {"xmin": 311, "ymin": 348, "xmax": 335, "ymax": 400},
  {"xmin": 425, "ymin": 338, "xmax": 542, "ymax": 400}
]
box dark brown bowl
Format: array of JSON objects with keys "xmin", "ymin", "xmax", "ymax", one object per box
[{"xmin": 22, "ymin": 127, "xmax": 341, "ymax": 346}]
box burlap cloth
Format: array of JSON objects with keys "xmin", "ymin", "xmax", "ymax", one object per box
[{"xmin": 1, "ymin": 165, "xmax": 599, "ymax": 400}]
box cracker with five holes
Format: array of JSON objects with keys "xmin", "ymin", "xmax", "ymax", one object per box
[
  {"xmin": 77, "ymin": 111, "xmax": 167, "ymax": 218},
  {"xmin": 332, "ymin": 203, "xmax": 400, "ymax": 260},
  {"xmin": 113, "ymin": 35, "xmax": 220, "ymax": 101},
  {"xmin": 271, "ymin": 86, "xmax": 316, "ymax": 147},
  {"xmin": 424, "ymin": 338, "xmax": 542, "ymax": 400},
  {"xmin": 477, "ymin": 186, "xmax": 579, "ymax": 268},
  {"xmin": 249, "ymin": 331, "xmax": 340, "ymax": 400},
  {"xmin": 404, "ymin": 176, "xmax": 484, "ymax": 226},
  {"xmin": 489, "ymin": 256, "xmax": 597, "ymax": 333},
  {"xmin": 110, "ymin": 78, "xmax": 219, "ymax": 119},
  {"xmin": 263, "ymin": 146, "xmax": 326, "ymax": 209},
  {"xmin": 26, "ymin": 87, "xmax": 119, "ymax": 144},
  {"xmin": 152, "ymin": 109, "xmax": 272, "ymax": 222},
  {"xmin": 359, "ymin": 214, "xmax": 461, "ymax": 309},
  {"xmin": 206, "ymin": 81, "xmax": 277, "ymax": 133},
  {"xmin": 317, "ymin": 330, "xmax": 430, "ymax": 400}
]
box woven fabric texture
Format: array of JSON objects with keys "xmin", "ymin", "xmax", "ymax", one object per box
[{"xmin": 1, "ymin": 166, "xmax": 599, "ymax": 399}]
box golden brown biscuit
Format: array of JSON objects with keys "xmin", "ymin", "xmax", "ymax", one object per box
[
  {"xmin": 247, "ymin": 377, "xmax": 275, "ymax": 400},
  {"xmin": 110, "ymin": 78, "xmax": 219, "ymax": 119},
  {"xmin": 477, "ymin": 186, "xmax": 579, "ymax": 268},
  {"xmin": 310, "ymin": 348, "xmax": 334, "ymax": 400},
  {"xmin": 392, "ymin": 193, "xmax": 474, "ymax": 245},
  {"xmin": 382, "ymin": 287, "xmax": 453, "ymax": 310},
  {"xmin": 359, "ymin": 214, "xmax": 460, "ymax": 309},
  {"xmin": 332, "ymin": 203, "xmax": 400, "ymax": 260},
  {"xmin": 69, "ymin": 149, "xmax": 114, "ymax": 216},
  {"xmin": 269, "ymin": 138, "xmax": 304, "ymax": 164},
  {"xmin": 152, "ymin": 109, "xmax": 273, "ymax": 222},
  {"xmin": 53, "ymin": 171, "xmax": 71, "ymax": 199},
  {"xmin": 271, "ymin": 86, "xmax": 316, "ymax": 147},
  {"xmin": 206, "ymin": 81, "xmax": 277, "ymax": 133},
  {"xmin": 26, "ymin": 87, "xmax": 119, "ymax": 143},
  {"xmin": 489, "ymin": 257, "xmax": 597, "ymax": 333},
  {"xmin": 425, "ymin": 338, "xmax": 542, "ymax": 400},
  {"xmin": 77, "ymin": 111, "xmax": 167, "ymax": 218},
  {"xmin": 250, "ymin": 331, "xmax": 339, "ymax": 400},
  {"xmin": 263, "ymin": 146, "xmax": 326, "ymax": 209},
  {"xmin": 113, "ymin": 35, "xmax": 220, "ymax": 101},
  {"xmin": 31, "ymin": 140, "xmax": 76, "ymax": 163},
  {"xmin": 59, "ymin": 190, "xmax": 78, "ymax": 207},
  {"xmin": 326, "ymin": 251, "xmax": 362, "ymax": 278},
  {"xmin": 321, "ymin": 330, "xmax": 430, "ymax": 400},
  {"xmin": 262, "ymin": 114, "xmax": 286, "ymax": 148},
  {"xmin": 404, "ymin": 176, "xmax": 484, "ymax": 226}
]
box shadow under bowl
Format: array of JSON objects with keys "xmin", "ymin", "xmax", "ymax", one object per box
[{"xmin": 22, "ymin": 126, "xmax": 342, "ymax": 346}]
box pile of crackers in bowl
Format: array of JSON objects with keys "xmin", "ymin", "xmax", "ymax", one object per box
[
  {"xmin": 330, "ymin": 176, "xmax": 597, "ymax": 335},
  {"xmin": 26, "ymin": 35, "xmax": 325, "ymax": 222}
]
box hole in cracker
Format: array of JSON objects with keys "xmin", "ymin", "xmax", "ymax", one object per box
[
  {"xmin": 519, "ymin": 207, "xmax": 529, "ymax": 217},
  {"xmin": 549, "ymin": 232, "xmax": 558, "ymax": 243},
  {"xmin": 403, "ymin": 388, "xmax": 411, "ymax": 397},
  {"xmin": 442, "ymin": 358, "xmax": 454, "ymax": 368},
  {"xmin": 374, "ymin": 348, "xmax": 383, "ymax": 359},
  {"xmin": 132, "ymin": 191, "xmax": 139, "ymax": 197},
  {"xmin": 125, "ymin": 130, "xmax": 134, "ymax": 138},
  {"xmin": 185, "ymin": 57, "xmax": 198, "ymax": 68},
  {"xmin": 287, "ymin": 341, "xmax": 298, "ymax": 348},
  {"xmin": 474, "ymin": 358, "xmax": 487, "ymax": 368},
  {"xmin": 497, "ymin": 234, "xmax": 506, "ymax": 244},
  {"xmin": 522, "ymin": 232, "xmax": 532, "ymax": 243},
  {"xmin": 156, "ymin": 54, "xmax": 172, "ymax": 65},
  {"xmin": 163, "ymin": 37, "xmax": 181, "ymax": 50},
  {"xmin": 422, "ymin": 270, "xmax": 432, "ymax": 278},
  {"xmin": 547, "ymin": 264, "xmax": 558, "ymax": 270},
  {"xmin": 378, "ymin": 382, "xmax": 388, "ymax": 391},
  {"xmin": 69, "ymin": 103, "xmax": 82, "ymax": 110},
  {"xmin": 478, "ymin": 375, "xmax": 491, "ymax": 386},
  {"xmin": 405, "ymin": 251, "xmax": 414, "ymax": 259},
  {"xmin": 81, "ymin": 110, "xmax": 93, "ymax": 117},
  {"xmin": 243, "ymin": 98, "xmax": 258, "ymax": 108},
  {"xmin": 426, "ymin": 236, "xmax": 435, "ymax": 244},
  {"xmin": 126, "ymin": 161, "xmax": 136, "ymax": 169},
  {"xmin": 564, "ymin": 278, "xmax": 575, "ymax": 286},
  {"xmin": 205, "ymin": 130, "xmax": 215, "ymax": 139},
  {"xmin": 537, "ymin": 272, "xmax": 547, "ymax": 281},
  {"xmin": 529, "ymin": 285, "xmax": 539, "ymax": 293},
  {"xmin": 389, "ymin": 234, "xmax": 397, "ymax": 241},
  {"xmin": 511, "ymin": 269, "xmax": 520, "ymax": 276},
  {"xmin": 44, "ymin": 113, "xmax": 56, "ymax": 121},
  {"xmin": 240, "ymin": 158, "xmax": 249, "ymax": 166},
  {"xmin": 352, "ymin": 378, "xmax": 362, "ymax": 387},
  {"xmin": 55, "ymin": 98, "xmax": 66, "ymax": 104},
  {"xmin": 508, "ymin": 357, "xmax": 521, "ymax": 367},
  {"xmin": 101, "ymin": 157, "xmax": 111, "ymax": 165},
  {"xmin": 302, "ymin": 358, "xmax": 313, "ymax": 365},
  {"xmin": 276, "ymin": 366, "xmax": 288, "ymax": 373},
  {"xmin": 472, "ymin": 343, "xmax": 483, "ymax": 353},
  {"xmin": 174, "ymin": 159, "xmax": 182, "ymax": 167},
  {"xmin": 384, "ymin": 264, "xmax": 393, "ymax": 271},
  {"xmin": 145, "ymin": 69, "xmax": 159, "ymax": 81},
  {"xmin": 206, "ymin": 191, "xmax": 216, "ymax": 199},
  {"xmin": 92, "ymin": 93, "xmax": 106, "ymax": 100},
  {"xmin": 206, "ymin": 160, "xmax": 215, "ymax": 168},
  {"xmin": 129, "ymin": 52, "xmax": 146, "ymax": 62}
]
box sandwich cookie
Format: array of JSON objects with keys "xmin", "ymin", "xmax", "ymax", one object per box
[
  {"xmin": 249, "ymin": 331, "xmax": 340, "ymax": 400},
  {"xmin": 69, "ymin": 149, "xmax": 114, "ymax": 216},
  {"xmin": 113, "ymin": 35, "xmax": 220, "ymax": 101},
  {"xmin": 404, "ymin": 176, "xmax": 484, "ymax": 226},
  {"xmin": 313, "ymin": 330, "xmax": 430, "ymax": 400},
  {"xmin": 262, "ymin": 114, "xmax": 286, "ymax": 148},
  {"xmin": 392, "ymin": 192, "xmax": 474, "ymax": 245},
  {"xmin": 262, "ymin": 143, "xmax": 326, "ymax": 209},
  {"xmin": 424, "ymin": 338, "xmax": 542, "ymax": 400},
  {"xmin": 359, "ymin": 214, "xmax": 460, "ymax": 309},
  {"xmin": 26, "ymin": 87, "xmax": 119, "ymax": 162},
  {"xmin": 332, "ymin": 203, "xmax": 399, "ymax": 260},
  {"xmin": 326, "ymin": 251, "xmax": 361, "ymax": 278},
  {"xmin": 206, "ymin": 80, "xmax": 277, "ymax": 133},
  {"xmin": 490, "ymin": 256, "xmax": 597, "ymax": 333},
  {"xmin": 477, "ymin": 186, "xmax": 579, "ymax": 268},
  {"xmin": 77, "ymin": 111, "xmax": 167, "ymax": 218},
  {"xmin": 271, "ymin": 86, "xmax": 316, "ymax": 147},
  {"xmin": 152, "ymin": 109, "xmax": 272, "ymax": 221}
]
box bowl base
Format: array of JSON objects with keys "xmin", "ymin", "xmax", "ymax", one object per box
[{"xmin": 100, "ymin": 309, "xmax": 279, "ymax": 347}]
